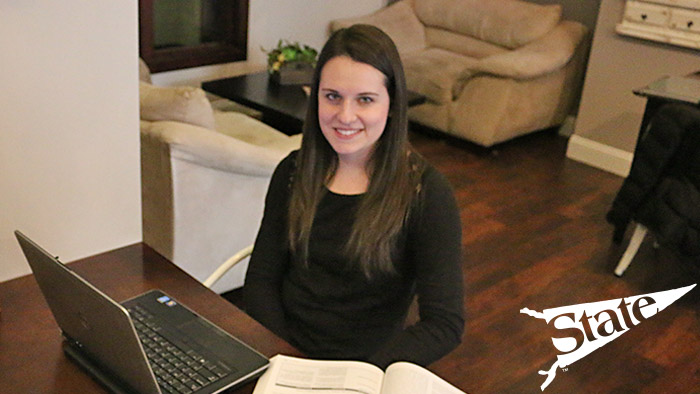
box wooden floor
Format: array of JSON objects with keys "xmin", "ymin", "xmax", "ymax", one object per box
[{"xmin": 225, "ymin": 128, "xmax": 700, "ymax": 394}]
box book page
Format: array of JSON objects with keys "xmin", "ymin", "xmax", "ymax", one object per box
[
  {"xmin": 381, "ymin": 362, "xmax": 465, "ymax": 394},
  {"xmin": 253, "ymin": 354, "xmax": 385, "ymax": 394}
]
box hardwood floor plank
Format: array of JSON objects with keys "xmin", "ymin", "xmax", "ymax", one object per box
[{"xmin": 408, "ymin": 128, "xmax": 699, "ymax": 394}]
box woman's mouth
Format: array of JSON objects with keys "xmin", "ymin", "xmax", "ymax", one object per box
[{"xmin": 335, "ymin": 128, "xmax": 362, "ymax": 137}]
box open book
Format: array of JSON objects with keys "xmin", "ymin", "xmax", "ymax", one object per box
[{"xmin": 252, "ymin": 354, "xmax": 466, "ymax": 394}]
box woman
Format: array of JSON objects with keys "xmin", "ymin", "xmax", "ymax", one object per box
[{"xmin": 244, "ymin": 24, "xmax": 464, "ymax": 369}]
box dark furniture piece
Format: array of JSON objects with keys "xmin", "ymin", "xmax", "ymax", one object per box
[
  {"xmin": 633, "ymin": 71, "xmax": 700, "ymax": 151},
  {"xmin": 203, "ymin": 72, "xmax": 307, "ymax": 134},
  {"xmin": 0, "ymin": 243, "xmax": 299, "ymax": 394},
  {"xmin": 608, "ymin": 73, "xmax": 700, "ymax": 275},
  {"xmin": 139, "ymin": 0, "xmax": 249, "ymax": 72},
  {"xmin": 202, "ymin": 72, "xmax": 427, "ymax": 135},
  {"xmin": 608, "ymin": 104, "xmax": 700, "ymax": 275}
]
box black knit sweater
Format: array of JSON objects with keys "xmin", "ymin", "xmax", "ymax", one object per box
[{"xmin": 243, "ymin": 151, "xmax": 464, "ymax": 369}]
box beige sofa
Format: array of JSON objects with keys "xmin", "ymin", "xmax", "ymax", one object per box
[
  {"xmin": 331, "ymin": 0, "xmax": 588, "ymax": 147},
  {"xmin": 139, "ymin": 62, "xmax": 301, "ymax": 293}
]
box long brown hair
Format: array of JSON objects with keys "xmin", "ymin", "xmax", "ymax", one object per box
[{"xmin": 288, "ymin": 24, "xmax": 423, "ymax": 277}]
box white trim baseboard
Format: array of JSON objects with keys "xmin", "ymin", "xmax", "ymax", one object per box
[{"xmin": 566, "ymin": 135, "xmax": 634, "ymax": 177}]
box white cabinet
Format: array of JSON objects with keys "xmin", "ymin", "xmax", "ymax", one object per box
[
  {"xmin": 625, "ymin": 1, "xmax": 670, "ymax": 26},
  {"xmin": 616, "ymin": 0, "xmax": 700, "ymax": 49},
  {"xmin": 670, "ymin": 7, "xmax": 700, "ymax": 32}
]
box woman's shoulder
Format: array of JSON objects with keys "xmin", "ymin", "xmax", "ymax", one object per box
[
  {"xmin": 408, "ymin": 155, "xmax": 461, "ymax": 234},
  {"xmin": 410, "ymin": 154, "xmax": 453, "ymax": 194},
  {"xmin": 273, "ymin": 150, "xmax": 300, "ymax": 176},
  {"xmin": 278, "ymin": 149, "xmax": 300, "ymax": 169},
  {"xmin": 269, "ymin": 150, "xmax": 300, "ymax": 191}
]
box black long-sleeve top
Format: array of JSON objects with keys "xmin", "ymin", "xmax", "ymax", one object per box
[{"xmin": 243, "ymin": 151, "xmax": 464, "ymax": 369}]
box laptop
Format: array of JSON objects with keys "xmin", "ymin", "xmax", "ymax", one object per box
[{"xmin": 15, "ymin": 230, "xmax": 269, "ymax": 394}]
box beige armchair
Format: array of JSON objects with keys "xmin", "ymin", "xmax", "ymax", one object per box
[
  {"xmin": 331, "ymin": 0, "xmax": 588, "ymax": 147},
  {"xmin": 139, "ymin": 62, "xmax": 301, "ymax": 293}
]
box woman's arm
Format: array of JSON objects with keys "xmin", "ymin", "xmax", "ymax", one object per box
[
  {"xmin": 243, "ymin": 153, "xmax": 296, "ymax": 339},
  {"xmin": 369, "ymin": 166, "xmax": 465, "ymax": 368}
]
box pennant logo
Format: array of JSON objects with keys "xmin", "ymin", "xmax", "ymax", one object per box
[{"xmin": 521, "ymin": 283, "xmax": 696, "ymax": 391}]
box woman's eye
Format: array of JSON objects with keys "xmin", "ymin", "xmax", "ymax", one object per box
[
  {"xmin": 358, "ymin": 96, "xmax": 374, "ymax": 104},
  {"xmin": 325, "ymin": 93, "xmax": 340, "ymax": 101}
]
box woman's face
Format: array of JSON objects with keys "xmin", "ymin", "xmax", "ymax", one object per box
[{"xmin": 318, "ymin": 55, "xmax": 390, "ymax": 166}]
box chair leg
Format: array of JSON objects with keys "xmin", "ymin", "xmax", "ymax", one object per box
[{"xmin": 614, "ymin": 224, "xmax": 648, "ymax": 277}]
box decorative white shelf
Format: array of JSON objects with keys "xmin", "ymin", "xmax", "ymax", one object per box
[{"xmin": 616, "ymin": 0, "xmax": 700, "ymax": 50}]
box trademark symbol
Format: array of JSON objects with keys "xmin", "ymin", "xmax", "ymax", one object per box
[{"xmin": 562, "ymin": 368, "xmax": 568, "ymax": 372}]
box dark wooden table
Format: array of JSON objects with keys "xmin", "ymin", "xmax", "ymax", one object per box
[
  {"xmin": 202, "ymin": 72, "xmax": 427, "ymax": 135},
  {"xmin": 203, "ymin": 72, "xmax": 308, "ymax": 134},
  {"xmin": 0, "ymin": 243, "xmax": 299, "ymax": 394}
]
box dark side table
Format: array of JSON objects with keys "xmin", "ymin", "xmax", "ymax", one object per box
[
  {"xmin": 633, "ymin": 71, "xmax": 700, "ymax": 151},
  {"xmin": 203, "ymin": 72, "xmax": 307, "ymax": 134}
]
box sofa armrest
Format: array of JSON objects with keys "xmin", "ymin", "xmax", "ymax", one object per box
[
  {"xmin": 141, "ymin": 120, "xmax": 291, "ymax": 177},
  {"xmin": 453, "ymin": 21, "xmax": 587, "ymax": 96}
]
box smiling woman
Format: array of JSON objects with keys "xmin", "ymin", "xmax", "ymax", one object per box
[
  {"xmin": 243, "ymin": 25, "xmax": 465, "ymax": 369},
  {"xmin": 318, "ymin": 56, "xmax": 391, "ymax": 193}
]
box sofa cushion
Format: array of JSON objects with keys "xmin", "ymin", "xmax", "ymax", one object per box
[
  {"xmin": 468, "ymin": 21, "xmax": 587, "ymax": 80},
  {"xmin": 425, "ymin": 27, "xmax": 508, "ymax": 59},
  {"xmin": 330, "ymin": 1, "xmax": 426, "ymax": 54},
  {"xmin": 415, "ymin": 0, "xmax": 562, "ymax": 49},
  {"xmin": 139, "ymin": 82, "xmax": 216, "ymax": 130},
  {"xmin": 402, "ymin": 48, "xmax": 478, "ymax": 104}
]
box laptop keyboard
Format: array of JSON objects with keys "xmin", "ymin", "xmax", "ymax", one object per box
[{"xmin": 128, "ymin": 305, "xmax": 234, "ymax": 394}]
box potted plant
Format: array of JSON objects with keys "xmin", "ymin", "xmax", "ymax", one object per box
[{"xmin": 263, "ymin": 40, "xmax": 318, "ymax": 85}]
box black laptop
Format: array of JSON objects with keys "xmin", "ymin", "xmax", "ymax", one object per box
[{"xmin": 15, "ymin": 230, "xmax": 268, "ymax": 394}]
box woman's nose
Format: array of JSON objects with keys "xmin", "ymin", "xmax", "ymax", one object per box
[{"xmin": 337, "ymin": 101, "xmax": 357, "ymax": 124}]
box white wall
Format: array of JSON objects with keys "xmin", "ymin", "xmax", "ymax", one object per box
[
  {"xmin": 248, "ymin": 0, "xmax": 387, "ymax": 65},
  {"xmin": 0, "ymin": 2, "xmax": 141, "ymax": 283},
  {"xmin": 566, "ymin": 0, "xmax": 699, "ymax": 177},
  {"xmin": 152, "ymin": 0, "xmax": 387, "ymax": 86},
  {"xmin": 0, "ymin": 1, "xmax": 385, "ymax": 283}
]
